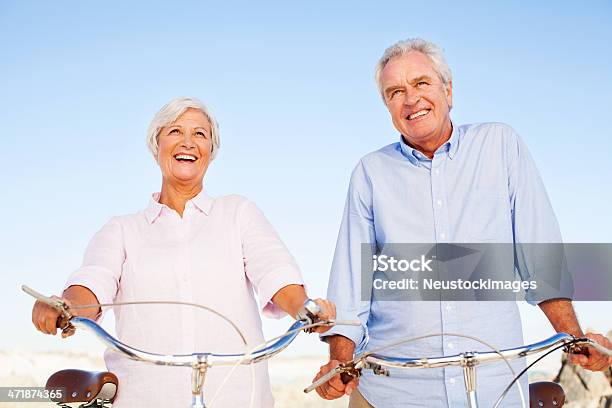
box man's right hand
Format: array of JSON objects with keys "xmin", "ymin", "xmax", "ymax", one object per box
[
  {"xmin": 313, "ymin": 359, "xmax": 359, "ymax": 400},
  {"xmin": 314, "ymin": 334, "xmax": 359, "ymax": 399}
]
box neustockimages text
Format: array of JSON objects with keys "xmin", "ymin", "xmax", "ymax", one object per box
[
  {"xmin": 373, "ymin": 278, "xmax": 537, "ymax": 293},
  {"xmin": 371, "ymin": 255, "xmax": 538, "ymax": 293}
]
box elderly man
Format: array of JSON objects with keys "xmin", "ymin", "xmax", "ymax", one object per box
[{"xmin": 313, "ymin": 39, "xmax": 611, "ymax": 407}]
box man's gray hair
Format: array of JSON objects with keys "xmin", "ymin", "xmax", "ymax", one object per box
[
  {"xmin": 146, "ymin": 96, "xmax": 220, "ymax": 159},
  {"xmin": 374, "ymin": 38, "xmax": 452, "ymax": 99}
]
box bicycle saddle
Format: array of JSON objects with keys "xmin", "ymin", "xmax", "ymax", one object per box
[
  {"xmin": 46, "ymin": 369, "xmax": 118, "ymax": 405},
  {"xmin": 529, "ymin": 381, "xmax": 565, "ymax": 407}
]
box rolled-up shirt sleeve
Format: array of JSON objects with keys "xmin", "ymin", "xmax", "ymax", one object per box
[
  {"xmin": 239, "ymin": 200, "xmax": 304, "ymax": 319},
  {"xmin": 507, "ymin": 129, "xmax": 573, "ymax": 304},
  {"xmin": 320, "ymin": 161, "xmax": 373, "ymax": 352},
  {"xmin": 64, "ymin": 217, "xmax": 125, "ymax": 321}
]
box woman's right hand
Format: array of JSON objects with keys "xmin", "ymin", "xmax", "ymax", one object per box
[
  {"xmin": 31, "ymin": 296, "xmax": 74, "ymax": 338},
  {"xmin": 30, "ymin": 285, "xmax": 100, "ymax": 338}
]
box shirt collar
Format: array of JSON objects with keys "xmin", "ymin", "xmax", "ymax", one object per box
[
  {"xmin": 446, "ymin": 124, "xmax": 460, "ymax": 159},
  {"xmin": 144, "ymin": 190, "xmax": 214, "ymax": 224},
  {"xmin": 190, "ymin": 190, "xmax": 214, "ymax": 215},
  {"xmin": 398, "ymin": 122, "xmax": 460, "ymax": 165}
]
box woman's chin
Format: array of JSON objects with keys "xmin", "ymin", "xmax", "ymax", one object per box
[{"xmin": 168, "ymin": 172, "xmax": 204, "ymax": 186}]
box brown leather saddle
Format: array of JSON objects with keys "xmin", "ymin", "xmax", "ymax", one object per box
[
  {"xmin": 46, "ymin": 369, "xmax": 118, "ymax": 407},
  {"xmin": 529, "ymin": 381, "xmax": 565, "ymax": 407}
]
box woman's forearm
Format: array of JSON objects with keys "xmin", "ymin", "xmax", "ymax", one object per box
[
  {"xmin": 63, "ymin": 285, "xmax": 102, "ymax": 319},
  {"xmin": 271, "ymin": 284, "xmax": 308, "ymax": 318}
]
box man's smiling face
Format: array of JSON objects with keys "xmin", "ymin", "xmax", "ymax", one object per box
[{"xmin": 380, "ymin": 51, "xmax": 453, "ymax": 149}]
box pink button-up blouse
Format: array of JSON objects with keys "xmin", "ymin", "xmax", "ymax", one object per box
[{"xmin": 65, "ymin": 191, "xmax": 304, "ymax": 407}]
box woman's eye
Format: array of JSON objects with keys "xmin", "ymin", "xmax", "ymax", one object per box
[
  {"xmin": 195, "ymin": 131, "xmax": 207, "ymax": 138},
  {"xmin": 169, "ymin": 128, "xmax": 180, "ymax": 134}
]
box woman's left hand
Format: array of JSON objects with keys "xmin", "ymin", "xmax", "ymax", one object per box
[{"xmin": 311, "ymin": 298, "xmax": 336, "ymax": 333}]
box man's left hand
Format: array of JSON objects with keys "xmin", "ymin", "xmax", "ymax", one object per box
[{"xmin": 568, "ymin": 332, "xmax": 612, "ymax": 371}]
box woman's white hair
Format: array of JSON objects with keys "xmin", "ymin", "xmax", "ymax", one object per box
[
  {"xmin": 374, "ymin": 38, "xmax": 452, "ymax": 100},
  {"xmin": 146, "ymin": 96, "xmax": 220, "ymax": 159}
]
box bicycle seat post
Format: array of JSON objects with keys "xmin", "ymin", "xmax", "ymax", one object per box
[
  {"xmin": 191, "ymin": 357, "xmax": 209, "ymax": 408},
  {"xmin": 461, "ymin": 352, "xmax": 479, "ymax": 408}
]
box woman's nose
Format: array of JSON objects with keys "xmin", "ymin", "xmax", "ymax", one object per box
[{"xmin": 181, "ymin": 132, "xmax": 196, "ymax": 147}]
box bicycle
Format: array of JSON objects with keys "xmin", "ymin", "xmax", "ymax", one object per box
[
  {"xmin": 305, "ymin": 331, "xmax": 612, "ymax": 407},
  {"xmin": 23, "ymin": 285, "xmax": 359, "ymax": 408}
]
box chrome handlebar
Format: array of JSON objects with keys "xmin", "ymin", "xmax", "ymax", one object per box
[
  {"xmin": 365, "ymin": 333, "xmax": 575, "ymax": 369},
  {"xmin": 304, "ymin": 332, "xmax": 612, "ymax": 393},
  {"xmin": 23, "ymin": 285, "xmax": 359, "ymax": 369},
  {"xmin": 71, "ymin": 316, "xmax": 311, "ymax": 367}
]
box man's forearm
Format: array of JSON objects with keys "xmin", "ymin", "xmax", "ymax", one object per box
[
  {"xmin": 327, "ymin": 335, "xmax": 356, "ymax": 362},
  {"xmin": 538, "ymin": 298, "xmax": 583, "ymax": 337}
]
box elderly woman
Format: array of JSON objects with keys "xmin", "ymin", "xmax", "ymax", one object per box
[{"xmin": 31, "ymin": 97, "xmax": 335, "ymax": 407}]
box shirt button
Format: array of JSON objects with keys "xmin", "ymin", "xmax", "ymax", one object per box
[
  {"xmin": 449, "ymin": 378, "xmax": 456, "ymax": 385},
  {"xmin": 445, "ymin": 304, "xmax": 453, "ymax": 311},
  {"xmin": 448, "ymin": 342, "xmax": 455, "ymax": 349},
  {"xmin": 434, "ymin": 169, "xmax": 440, "ymax": 175},
  {"xmin": 436, "ymin": 199, "xmax": 443, "ymax": 206},
  {"xmin": 440, "ymin": 232, "xmax": 447, "ymax": 239}
]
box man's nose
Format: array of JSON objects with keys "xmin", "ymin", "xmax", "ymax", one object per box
[{"xmin": 402, "ymin": 89, "xmax": 420, "ymax": 107}]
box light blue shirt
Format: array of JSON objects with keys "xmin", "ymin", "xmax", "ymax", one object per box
[{"xmin": 322, "ymin": 123, "xmax": 562, "ymax": 407}]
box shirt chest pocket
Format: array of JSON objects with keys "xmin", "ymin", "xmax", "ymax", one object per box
[{"xmin": 466, "ymin": 189, "xmax": 511, "ymax": 241}]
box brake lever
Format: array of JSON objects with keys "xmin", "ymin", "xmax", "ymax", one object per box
[
  {"xmin": 568, "ymin": 337, "xmax": 612, "ymax": 357},
  {"xmin": 303, "ymin": 361, "xmax": 361, "ymax": 393},
  {"xmin": 296, "ymin": 299, "xmax": 322, "ymax": 333}
]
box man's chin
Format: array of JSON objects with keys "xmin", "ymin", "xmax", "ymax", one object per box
[{"xmin": 401, "ymin": 131, "xmax": 436, "ymax": 147}]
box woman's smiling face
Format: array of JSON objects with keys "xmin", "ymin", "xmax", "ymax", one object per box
[{"xmin": 157, "ymin": 108, "xmax": 213, "ymax": 187}]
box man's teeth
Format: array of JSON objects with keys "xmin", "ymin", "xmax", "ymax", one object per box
[
  {"xmin": 408, "ymin": 110, "xmax": 430, "ymax": 120},
  {"xmin": 175, "ymin": 154, "xmax": 197, "ymax": 161}
]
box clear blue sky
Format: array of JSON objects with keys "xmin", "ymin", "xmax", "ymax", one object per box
[{"xmin": 0, "ymin": 1, "xmax": 610, "ymax": 355}]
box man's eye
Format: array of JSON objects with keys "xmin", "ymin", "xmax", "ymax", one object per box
[
  {"xmin": 416, "ymin": 81, "xmax": 429, "ymax": 87},
  {"xmin": 390, "ymin": 89, "xmax": 403, "ymax": 98}
]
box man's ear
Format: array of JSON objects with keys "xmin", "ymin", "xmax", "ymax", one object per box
[{"xmin": 446, "ymin": 80, "xmax": 453, "ymax": 109}]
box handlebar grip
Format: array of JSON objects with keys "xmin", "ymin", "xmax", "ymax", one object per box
[
  {"xmin": 56, "ymin": 315, "xmax": 70, "ymax": 329},
  {"xmin": 570, "ymin": 345, "xmax": 590, "ymax": 357},
  {"xmin": 340, "ymin": 372, "xmax": 355, "ymax": 384},
  {"xmin": 56, "ymin": 314, "xmax": 76, "ymax": 337}
]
